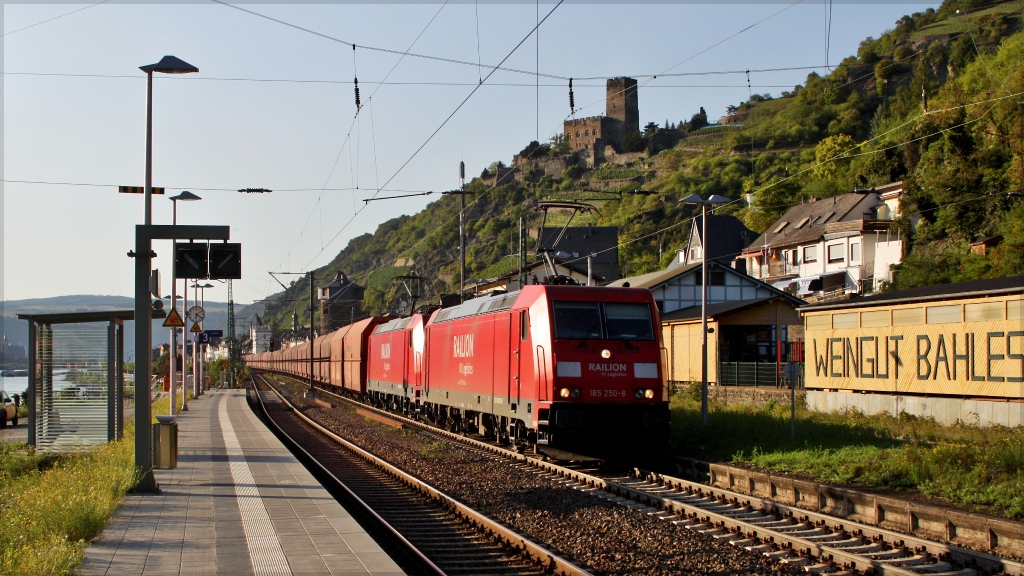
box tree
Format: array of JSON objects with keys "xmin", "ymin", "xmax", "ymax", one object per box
[
  {"xmin": 621, "ymin": 130, "xmax": 645, "ymax": 153},
  {"xmin": 814, "ymin": 134, "xmax": 857, "ymax": 180},
  {"xmin": 548, "ymin": 133, "xmax": 570, "ymax": 156},
  {"xmin": 517, "ymin": 140, "xmax": 550, "ymax": 160}
]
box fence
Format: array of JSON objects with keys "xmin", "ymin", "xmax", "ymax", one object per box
[{"xmin": 718, "ymin": 361, "xmax": 803, "ymax": 389}]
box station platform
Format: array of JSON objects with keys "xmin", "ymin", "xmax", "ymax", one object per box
[{"xmin": 81, "ymin": 388, "xmax": 405, "ymax": 576}]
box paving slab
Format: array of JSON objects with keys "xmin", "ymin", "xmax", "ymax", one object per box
[{"xmin": 81, "ymin": 389, "xmax": 405, "ymax": 576}]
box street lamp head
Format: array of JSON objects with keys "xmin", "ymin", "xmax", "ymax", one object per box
[
  {"xmin": 679, "ymin": 193, "xmax": 705, "ymax": 205},
  {"xmin": 170, "ymin": 190, "xmax": 202, "ymax": 202},
  {"xmin": 140, "ymin": 56, "xmax": 199, "ymax": 75},
  {"xmin": 200, "ymin": 283, "xmax": 215, "ymax": 289},
  {"xmin": 707, "ymin": 194, "xmax": 730, "ymax": 205}
]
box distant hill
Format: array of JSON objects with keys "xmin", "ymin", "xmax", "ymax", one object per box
[{"xmin": 1, "ymin": 294, "xmax": 249, "ymax": 356}]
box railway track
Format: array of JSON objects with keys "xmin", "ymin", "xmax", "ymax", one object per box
[
  {"xmin": 256, "ymin": 372, "xmax": 1024, "ymax": 576},
  {"xmin": 249, "ymin": 373, "xmax": 591, "ymax": 576}
]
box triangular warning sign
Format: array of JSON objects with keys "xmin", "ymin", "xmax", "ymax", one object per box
[
  {"xmin": 163, "ymin": 307, "xmax": 185, "ymax": 327},
  {"xmin": 190, "ymin": 322, "xmax": 203, "ymax": 333}
]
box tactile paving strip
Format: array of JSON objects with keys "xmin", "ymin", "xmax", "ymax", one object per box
[{"xmin": 220, "ymin": 400, "xmax": 293, "ymax": 576}]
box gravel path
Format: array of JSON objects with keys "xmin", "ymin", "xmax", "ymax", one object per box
[{"xmin": 264, "ymin": 377, "xmax": 801, "ymax": 576}]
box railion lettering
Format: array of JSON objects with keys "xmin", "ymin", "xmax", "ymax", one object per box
[
  {"xmin": 589, "ymin": 363, "xmax": 627, "ymax": 372},
  {"xmin": 453, "ymin": 334, "xmax": 474, "ymax": 358}
]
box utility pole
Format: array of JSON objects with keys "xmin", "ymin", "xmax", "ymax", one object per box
[
  {"xmin": 443, "ymin": 161, "xmax": 471, "ymax": 302},
  {"xmin": 227, "ymin": 279, "xmax": 237, "ymax": 364},
  {"xmin": 309, "ymin": 271, "xmax": 314, "ymax": 396},
  {"xmin": 267, "ymin": 270, "xmax": 317, "ymax": 397},
  {"xmin": 460, "ymin": 162, "xmax": 466, "ymax": 302},
  {"xmin": 519, "ymin": 215, "xmax": 525, "ymax": 288}
]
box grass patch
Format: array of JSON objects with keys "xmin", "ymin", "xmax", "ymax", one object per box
[
  {"xmin": 418, "ymin": 439, "xmax": 448, "ymax": 459},
  {"xmin": 912, "ymin": 2, "xmax": 1024, "ymax": 37},
  {"xmin": 151, "ymin": 389, "xmax": 194, "ymax": 423},
  {"xmin": 669, "ymin": 393, "xmax": 1024, "ymax": 519},
  {"xmin": 0, "ymin": 424, "xmax": 138, "ymax": 576}
]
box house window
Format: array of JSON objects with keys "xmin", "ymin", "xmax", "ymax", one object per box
[
  {"xmin": 803, "ymin": 246, "xmax": 818, "ymax": 263},
  {"xmin": 709, "ymin": 271, "xmax": 726, "ymax": 286},
  {"xmin": 690, "ymin": 247, "xmax": 701, "ymax": 261},
  {"xmin": 850, "ymin": 242, "xmax": 861, "ymax": 262},
  {"xmin": 773, "ymin": 221, "xmax": 789, "ymax": 234},
  {"xmin": 827, "ymin": 244, "xmax": 844, "ymax": 263}
]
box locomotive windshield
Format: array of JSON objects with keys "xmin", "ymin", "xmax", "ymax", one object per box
[{"xmin": 552, "ymin": 301, "xmax": 654, "ymax": 341}]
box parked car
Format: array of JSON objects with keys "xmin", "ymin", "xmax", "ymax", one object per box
[{"xmin": 1, "ymin": 390, "xmax": 18, "ymax": 428}]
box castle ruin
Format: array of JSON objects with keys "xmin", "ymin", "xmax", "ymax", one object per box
[{"xmin": 564, "ymin": 77, "xmax": 639, "ymax": 162}]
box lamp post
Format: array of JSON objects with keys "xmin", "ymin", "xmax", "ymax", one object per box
[
  {"xmin": 190, "ymin": 282, "xmax": 214, "ymax": 396},
  {"xmin": 134, "ymin": 55, "xmax": 198, "ymax": 492},
  {"xmin": 168, "ymin": 191, "xmax": 200, "ymax": 415},
  {"xmin": 679, "ymin": 193, "xmax": 729, "ymax": 425}
]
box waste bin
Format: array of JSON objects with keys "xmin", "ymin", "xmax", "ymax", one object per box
[{"xmin": 153, "ymin": 415, "xmax": 178, "ymax": 469}]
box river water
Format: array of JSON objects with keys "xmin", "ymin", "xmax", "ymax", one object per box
[{"xmin": 1, "ymin": 370, "xmax": 77, "ymax": 397}]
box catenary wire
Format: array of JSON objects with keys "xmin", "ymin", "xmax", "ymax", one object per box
[
  {"xmin": 301, "ymin": 0, "xmax": 566, "ymax": 272},
  {"xmin": 1, "ymin": 1, "xmax": 110, "ymax": 38}
]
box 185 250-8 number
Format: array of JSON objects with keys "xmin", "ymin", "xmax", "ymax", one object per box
[{"xmin": 589, "ymin": 389, "xmax": 627, "ymax": 398}]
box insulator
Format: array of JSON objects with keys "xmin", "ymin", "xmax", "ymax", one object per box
[
  {"xmin": 568, "ymin": 77, "xmax": 575, "ymax": 111},
  {"xmin": 354, "ymin": 78, "xmax": 361, "ymax": 109}
]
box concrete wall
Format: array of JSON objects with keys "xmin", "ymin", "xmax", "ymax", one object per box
[
  {"xmin": 707, "ymin": 385, "xmax": 805, "ymax": 408},
  {"xmin": 806, "ymin": 390, "xmax": 1024, "ymax": 427},
  {"xmin": 695, "ymin": 462, "xmax": 1024, "ymax": 560}
]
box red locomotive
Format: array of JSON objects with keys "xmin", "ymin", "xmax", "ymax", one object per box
[{"xmin": 247, "ymin": 285, "xmax": 669, "ymax": 448}]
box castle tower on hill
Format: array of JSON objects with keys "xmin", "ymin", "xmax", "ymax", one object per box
[
  {"xmin": 563, "ymin": 77, "xmax": 639, "ymax": 159},
  {"xmin": 605, "ymin": 77, "xmax": 638, "ymax": 144}
]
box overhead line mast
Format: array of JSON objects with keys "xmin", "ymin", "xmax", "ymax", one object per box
[{"xmin": 442, "ymin": 161, "xmax": 470, "ymax": 303}]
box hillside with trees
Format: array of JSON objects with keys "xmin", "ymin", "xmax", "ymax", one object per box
[{"xmin": 262, "ymin": 0, "xmax": 1024, "ymax": 333}]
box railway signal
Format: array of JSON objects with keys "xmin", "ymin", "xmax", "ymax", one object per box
[
  {"xmin": 209, "ymin": 243, "xmax": 242, "ymax": 279},
  {"xmin": 173, "ymin": 242, "xmax": 242, "ymax": 279},
  {"xmin": 174, "ymin": 243, "xmax": 208, "ymax": 279}
]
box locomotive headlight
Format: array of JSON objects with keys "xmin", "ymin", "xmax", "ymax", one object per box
[
  {"xmin": 559, "ymin": 387, "xmax": 571, "ymax": 398},
  {"xmin": 601, "ymin": 349, "xmax": 612, "ymax": 359},
  {"xmin": 644, "ymin": 389, "xmax": 655, "ymax": 399},
  {"xmin": 634, "ymin": 388, "xmax": 644, "ymax": 399},
  {"xmin": 570, "ymin": 388, "xmax": 581, "ymax": 398}
]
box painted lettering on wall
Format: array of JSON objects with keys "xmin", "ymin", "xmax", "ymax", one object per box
[{"xmin": 812, "ymin": 331, "xmax": 1024, "ymax": 383}]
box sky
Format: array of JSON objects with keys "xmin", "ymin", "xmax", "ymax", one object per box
[{"xmin": 3, "ymin": 1, "xmax": 938, "ymax": 307}]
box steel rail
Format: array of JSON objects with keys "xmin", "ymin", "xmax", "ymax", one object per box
[
  {"xmin": 247, "ymin": 375, "xmax": 446, "ymax": 576},
  {"xmin": 254, "ymin": 374, "xmax": 594, "ymax": 576}
]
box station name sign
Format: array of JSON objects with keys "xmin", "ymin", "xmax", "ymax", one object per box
[
  {"xmin": 804, "ymin": 298, "xmax": 1024, "ymax": 397},
  {"xmin": 811, "ymin": 332, "xmax": 1024, "ymax": 383}
]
